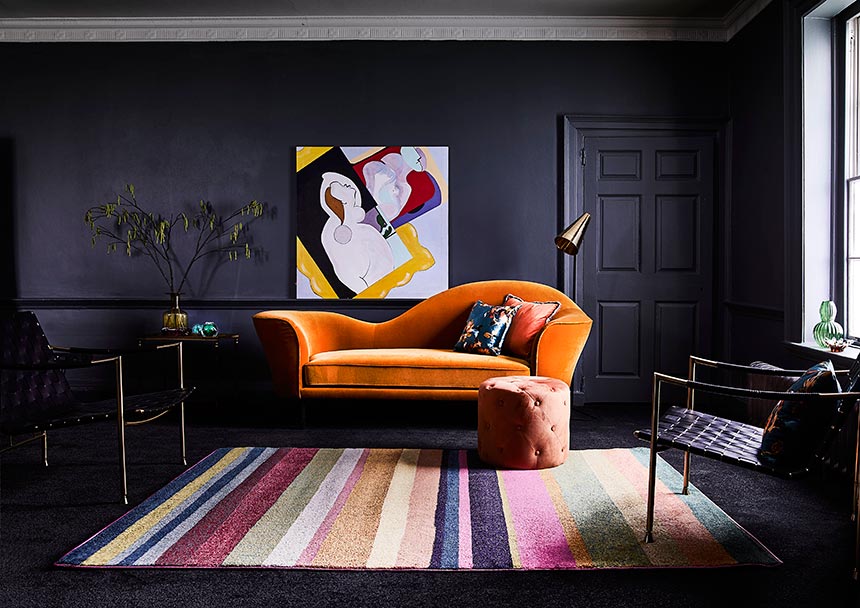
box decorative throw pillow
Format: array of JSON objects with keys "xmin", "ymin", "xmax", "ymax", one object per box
[
  {"xmin": 454, "ymin": 300, "xmax": 519, "ymax": 356},
  {"xmin": 500, "ymin": 294, "xmax": 561, "ymax": 358},
  {"xmin": 745, "ymin": 361, "xmax": 796, "ymax": 426},
  {"xmin": 758, "ymin": 360, "xmax": 842, "ymax": 470}
]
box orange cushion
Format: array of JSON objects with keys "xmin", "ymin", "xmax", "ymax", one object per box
[
  {"xmin": 304, "ymin": 348, "xmax": 530, "ymax": 389},
  {"xmin": 501, "ymin": 294, "xmax": 561, "ymax": 358}
]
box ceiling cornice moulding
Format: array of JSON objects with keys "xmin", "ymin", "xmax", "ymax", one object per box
[
  {"xmin": 724, "ymin": 0, "xmax": 773, "ymax": 40},
  {"xmin": 0, "ymin": 6, "xmax": 772, "ymax": 43}
]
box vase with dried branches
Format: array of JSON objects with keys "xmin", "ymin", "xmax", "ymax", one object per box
[{"xmin": 85, "ymin": 184, "xmax": 265, "ymax": 333}]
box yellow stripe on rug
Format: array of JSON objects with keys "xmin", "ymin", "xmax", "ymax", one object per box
[
  {"xmin": 366, "ymin": 448, "xmax": 421, "ymax": 568},
  {"xmin": 540, "ymin": 468, "xmax": 593, "ymax": 567},
  {"xmin": 496, "ymin": 470, "xmax": 522, "ymax": 569},
  {"xmin": 84, "ymin": 447, "xmax": 249, "ymax": 566},
  {"xmin": 312, "ymin": 448, "xmax": 402, "ymax": 568},
  {"xmin": 394, "ymin": 449, "xmax": 443, "ymax": 568}
]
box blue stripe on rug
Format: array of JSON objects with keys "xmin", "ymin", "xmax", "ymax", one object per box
[
  {"xmin": 115, "ymin": 447, "xmax": 279, "ymax": 566},
  {"xmin": 430, "ymin": 448, "xmax": 460, "ymax": 568},
  {"xmin": 58, "ymin": 447, "xmax": 244, "ymax": 565},
  {"xmin": 467, "ymin": 450, "xmax": 512, "ymax": 569}
]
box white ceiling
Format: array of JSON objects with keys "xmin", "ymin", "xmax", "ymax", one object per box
[{"xmin": 0, "ymin": 0, "xmax": 772, "ymax": 42}]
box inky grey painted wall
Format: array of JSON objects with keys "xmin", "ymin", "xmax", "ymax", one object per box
[
  {"xmin": 725, "ymin": 0, "xmax": 792, "ymax": 367},
  {"xmin": 0, "ymin": 39, "xmax": 731, "ymax": 398}
]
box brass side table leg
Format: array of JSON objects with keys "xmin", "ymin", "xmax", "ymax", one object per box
[
  {"xmin": 178, "ymin": 342, "xmax": 187, "ymax": 467},
  {"xmin": 116, "ymin": 356, "xmax": 128, "ymax": 505}
]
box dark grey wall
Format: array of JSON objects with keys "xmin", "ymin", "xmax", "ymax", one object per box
[
  {"xmin": 725, "ymin": 0, "xmax": 791, "ymax": 366},
  {"xmin": 0, "ymin": 39, "xmax": 730, "ymax": 396}
]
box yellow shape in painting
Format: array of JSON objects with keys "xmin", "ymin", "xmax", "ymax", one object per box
[
  {"xmin": 297, "ymin": 223, "xmax": 435, "ymax": 299},
  {"xmin": 296, "ymin": 237, "xmax": 338, "ymax": 299},
  {"xmin": 296, "ymin": 147, "xmax": 333, "ymax": 172}
]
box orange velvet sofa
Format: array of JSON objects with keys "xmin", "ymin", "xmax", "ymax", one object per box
[{"xmin": 253, "ymin": 280, "xmax": 592, "ymax": 402}]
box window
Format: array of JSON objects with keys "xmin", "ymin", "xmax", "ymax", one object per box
[
  {"xmin": 847, "ymin": 15, "xmax": 860, "ymax": 337},
  {"xmin": 795, "ymin": 0, "xmax": 860, "ymax": 348}
]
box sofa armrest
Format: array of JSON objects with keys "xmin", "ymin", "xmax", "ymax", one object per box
[
  {"xmin": 532, "ymin": 308, "xmax": 593, "ymax": 387},
  {"xmin": 252, "ymin": 310, "xmax": 374, "ymax": 398}
]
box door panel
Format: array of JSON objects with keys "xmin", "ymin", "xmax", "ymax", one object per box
[{"xmin": 580, "ymin": 134, "xmax": 714, "ymax": 403}]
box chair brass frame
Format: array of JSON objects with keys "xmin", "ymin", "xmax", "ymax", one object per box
[
  {"xmin": 635, "ymin": 355, "xmax": 860, "ymax": 581},
  {"xmin": 1, "ymin": 312, "xmax": 194, "ymax": 504}
]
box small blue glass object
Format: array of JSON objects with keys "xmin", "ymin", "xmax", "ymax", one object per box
[{"xmin": 191, "ymin": 323, "xmax": 204, "ymax": 336}]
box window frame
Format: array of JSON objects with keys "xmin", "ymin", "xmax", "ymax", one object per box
[{"xmin": 836, "ymin": 2, "xmax": 860, "ymax": 339}]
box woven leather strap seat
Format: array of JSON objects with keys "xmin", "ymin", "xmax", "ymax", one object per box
[{"xmin": 634, "ymin": 405, "xmax": 788, "ymax": 475}]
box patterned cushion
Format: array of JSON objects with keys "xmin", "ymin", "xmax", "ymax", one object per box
[
  {"xmin": 758, "ymin": 360, "xmax": 842, "ymax": 470},
  {"xmin": 454, "ymin": 300, "xmax": 519, "ymax": 356},
  {"xmin": 500, "ymin": 294, "xmax": 561, "ymax": 358}
]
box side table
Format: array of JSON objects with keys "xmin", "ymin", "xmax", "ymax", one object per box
[{"xmin": 138, "ymin": 333, "xmax": 240, "ymax": 407}]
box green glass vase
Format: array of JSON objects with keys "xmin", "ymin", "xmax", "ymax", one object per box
[{"xmin": 812, "ymin": 300, "xmax": 844, "ymax": 347}]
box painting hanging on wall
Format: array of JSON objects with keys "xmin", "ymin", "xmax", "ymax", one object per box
[{"xmin": 296, "ymin": 146, "xmax": 449, "ymax": 299}]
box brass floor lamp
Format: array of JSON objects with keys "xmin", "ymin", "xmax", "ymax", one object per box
[
  {"xmin": 555, "ymin": 211, "xmax": 592, "ymax": 420},
  {"xmin": 555, "ymin": 211, "xmax": 591, "ymax": 258}
]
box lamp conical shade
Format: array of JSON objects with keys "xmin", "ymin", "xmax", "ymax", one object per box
[{"xmin": 555, "ymin": 212, "xmax": 591, "ymax": 256}]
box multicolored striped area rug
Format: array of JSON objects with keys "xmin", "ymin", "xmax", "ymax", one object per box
[{"xmin": 57, "ymin": 447, "xmax": 779, "ymax": 570}]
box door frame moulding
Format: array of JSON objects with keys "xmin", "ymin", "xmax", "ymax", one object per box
[{"xmin": 561, "ymin": 115, "xmax": 726, "ymax": 303}]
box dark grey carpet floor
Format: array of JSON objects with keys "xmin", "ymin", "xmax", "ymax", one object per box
[{"xmin": 1, "ymin": 399, "xmax": 859, "ymax": 608}]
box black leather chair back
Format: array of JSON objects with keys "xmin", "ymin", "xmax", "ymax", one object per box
[{"xmin": 0, "ymin": 312, "xmax": 74, "ymax": 428}]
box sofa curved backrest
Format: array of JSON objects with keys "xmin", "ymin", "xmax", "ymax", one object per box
[{"xmin": 371, "ymin": 279, "xmax": 582, "ymax": 350}]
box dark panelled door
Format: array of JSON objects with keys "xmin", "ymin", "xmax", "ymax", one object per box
[{"xmin": 579, "ymin": 134, "xmax": 715, "ymax": 403}]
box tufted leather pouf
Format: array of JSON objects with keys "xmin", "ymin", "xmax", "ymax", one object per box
[{"xmin": 477, "ymin": 375, "xmax": 571, "ymax": 469}]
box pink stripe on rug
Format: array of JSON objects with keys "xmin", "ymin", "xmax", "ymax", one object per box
[
  {"xmin": 155, "ymin": 448, "xmax": 287, "ymax": 565},
  {"xmin": 457, "ymin": 450, "xmax": 473, "ymax": 568},
  {"xmin": 194, "ymin": 448, "xmax": 319, "ymax": 566},
  {"xmin": 395, "ymin": 449, "xmax": 443, "ymax": 568},
  {"xmin": 500, "ymin": 469, "xmax": 578, "ymax": 569},
  {"xmin": 296, "ymin": 448, "xmax": 370, "ymax": 566},
  {"xmin": 605, "ymin": 449, "xmax": 734, "ymax": 565}
]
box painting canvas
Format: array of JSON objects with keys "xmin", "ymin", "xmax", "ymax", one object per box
[{"xmin": 296, "ymin": 146, "xmax": 448, "ymax": 299}]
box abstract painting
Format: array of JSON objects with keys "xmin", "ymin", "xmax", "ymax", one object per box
[{"xmin": 296, "ymin": 146, "xmax": 448, "ymax": 299}]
